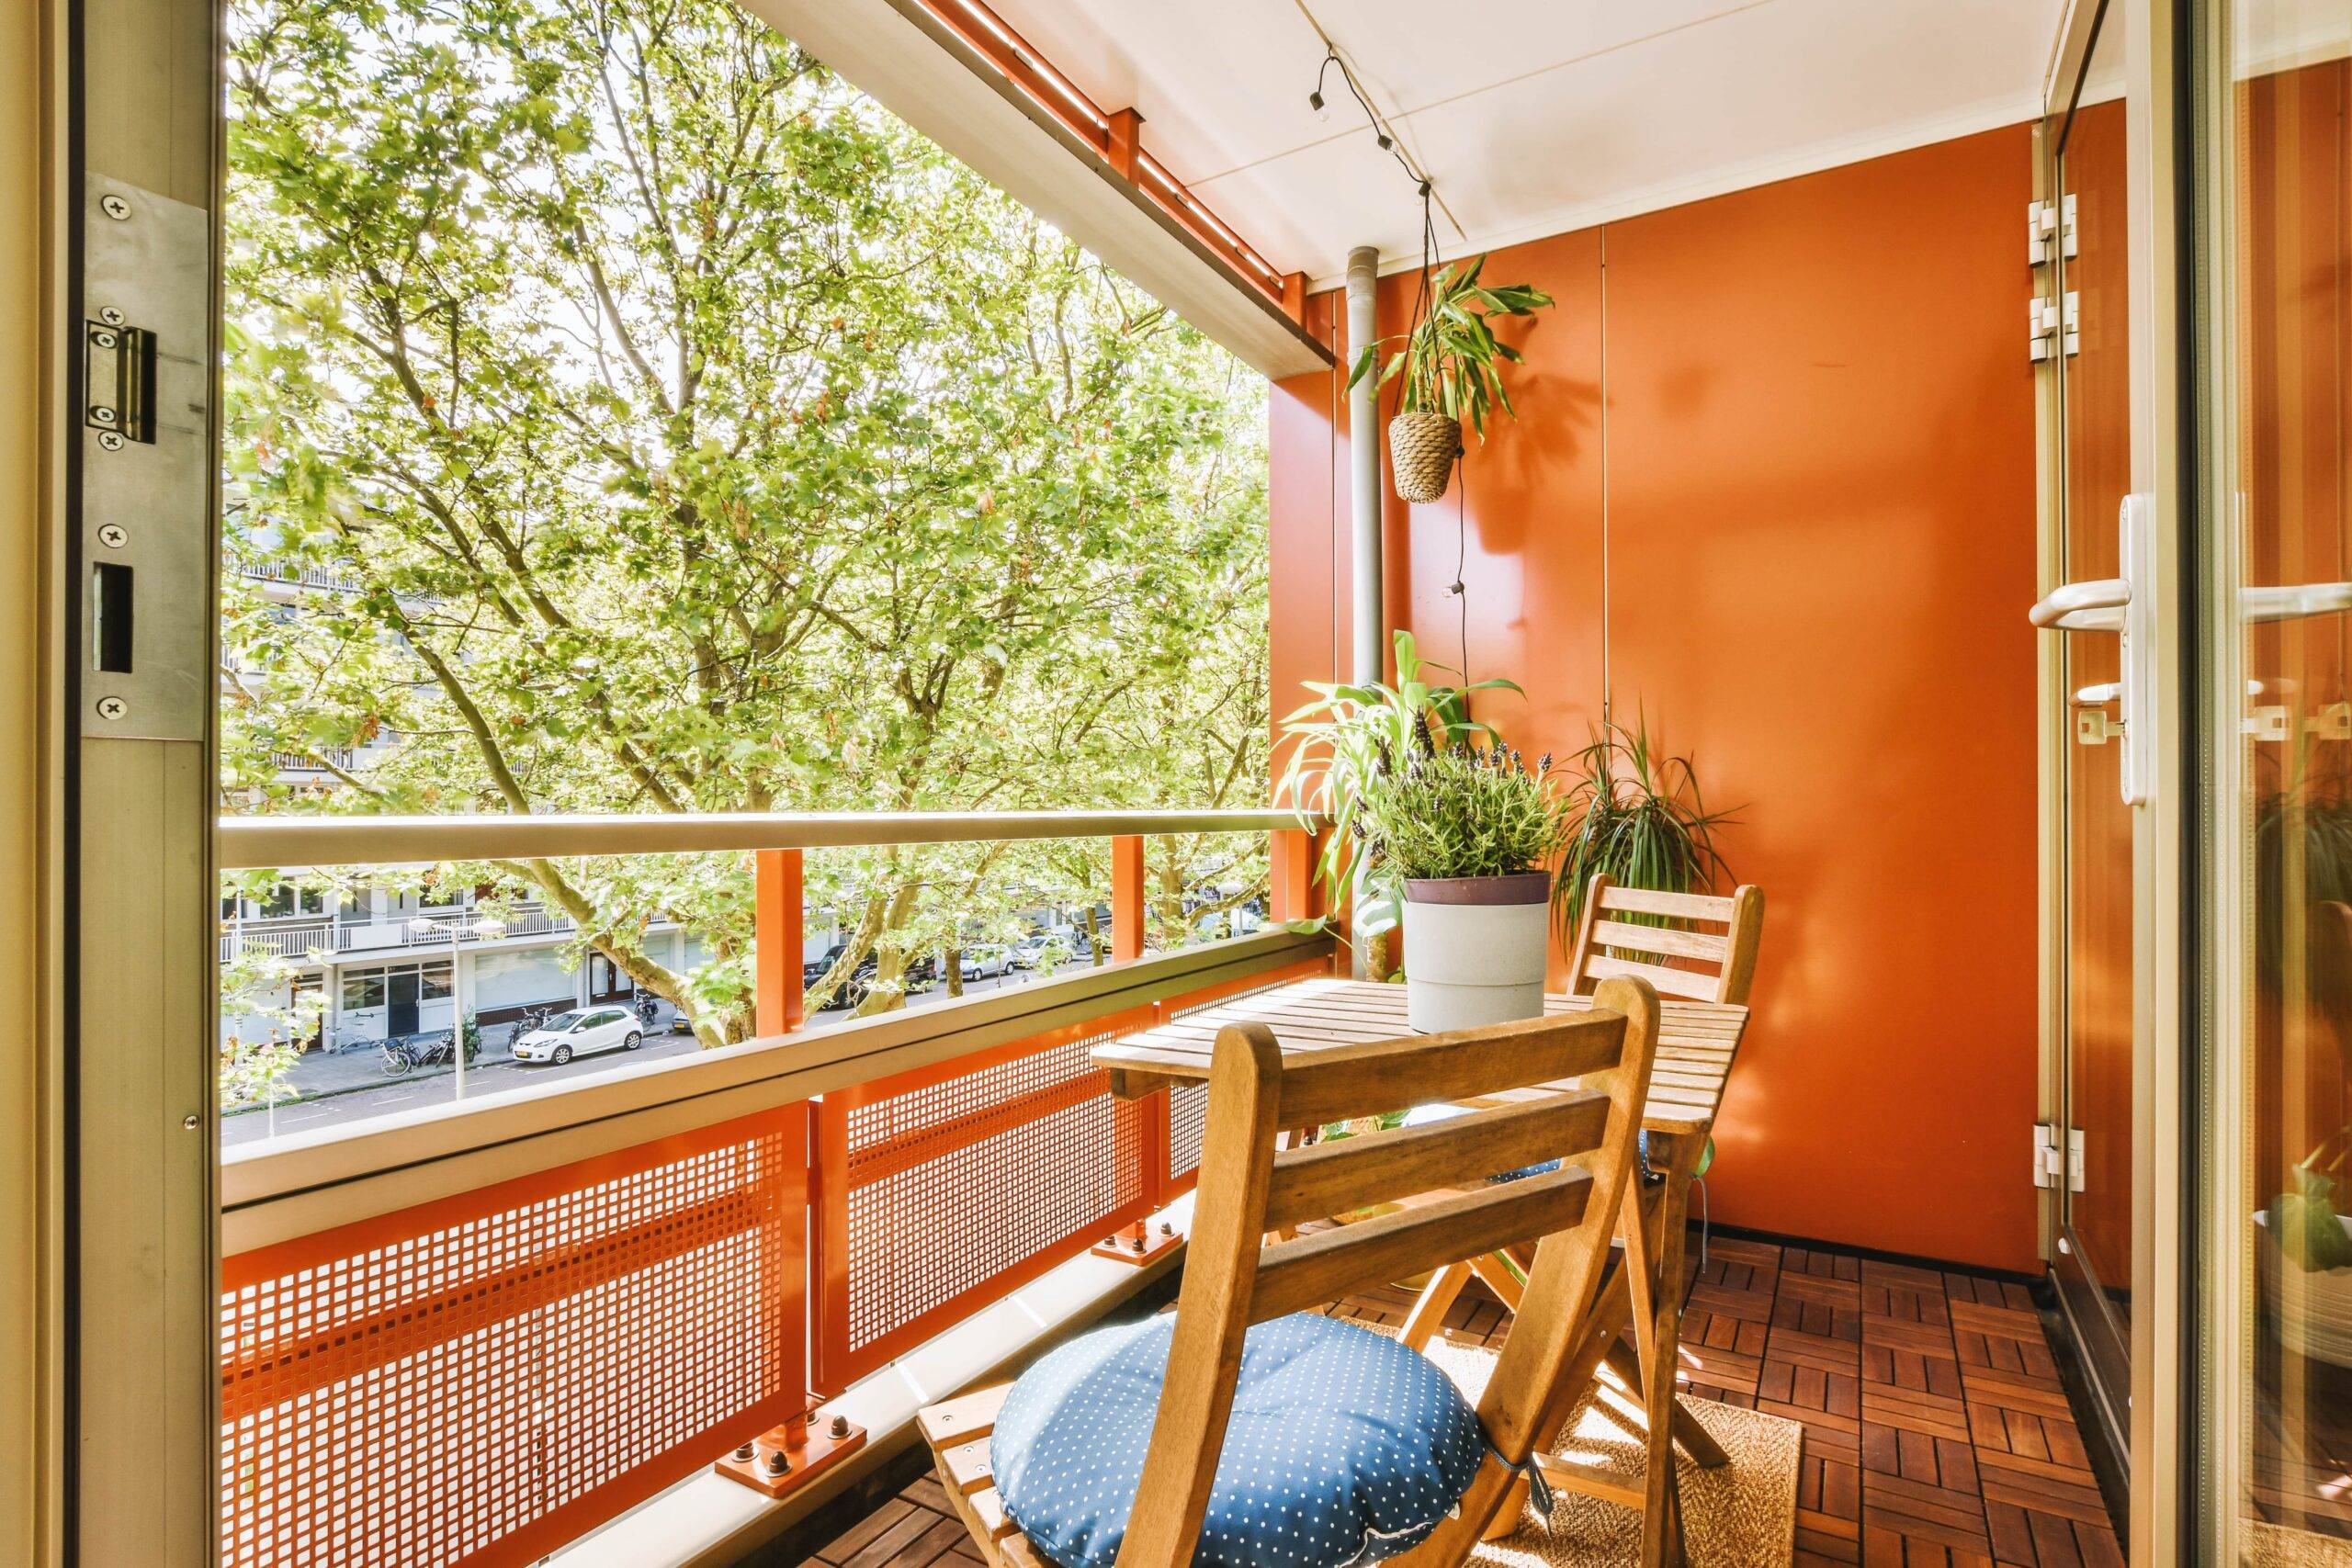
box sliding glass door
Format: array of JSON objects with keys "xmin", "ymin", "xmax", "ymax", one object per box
[{"xmin": 2203, "ymin": 0, "xmax": 2352, "ymax": 1560}]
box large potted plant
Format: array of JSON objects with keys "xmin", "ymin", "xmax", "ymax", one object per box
[
  {"xmin": 1278, "ymin": 631, "xmax": 1573, "ymax": 1031},
  {"xmin": 1348, "ymin": 255, "xmax": 1552, "ymax": 503},
  {"xmin": 1552, "ymin": 715, "xmax": 1737, "ymax": 937}
]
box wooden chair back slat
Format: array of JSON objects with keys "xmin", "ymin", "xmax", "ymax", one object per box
[
  {"xmin": 1598, "ymin": 885, "xmax": 1737, "ymax": 920},
  {"xmin": 1268, "ymin": 1009, "xmax": 1630, "ymax": 1128},
  {"xmin": 1580, "ymin": 952, "xmax": 1724, "ymax": 1001},
  {"xmin": 1588, "ymin": 918, "xmax": 1729, "ymax": 963},
  {"xmin": 1260, "ymin": 1092, "xmax": 1610, "ymax": 1232},
  {"xmin": 1564, "ymin": 874, "xmax": 1765, "ymax": 1007},
  {"xmin": 1250, "ymin": 1167, "xmax": 1596, "ymax": 1325},
  {"xmin": 1114, "ymin": 976, "xmax": 1662, "ymax": 1567}
]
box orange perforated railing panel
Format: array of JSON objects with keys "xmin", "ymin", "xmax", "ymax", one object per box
[
  {"xmin": 220, "ymin": 1106, "xmax": 809, "ymax": 1568},
  {"xmin": 810, "ymin": 1011, "xmax": 1154, "ymax": 1390}
]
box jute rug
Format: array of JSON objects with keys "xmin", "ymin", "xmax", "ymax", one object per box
[
  {"xmin": 2252, "ymin": 1520, "xmax": 2352, "ymax": 1567},
  {"xmin": 1415, "ymin": 1337, "xmax": 1804, "ymax": 1567}
]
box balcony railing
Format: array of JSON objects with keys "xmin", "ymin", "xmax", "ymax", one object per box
[
  {"xmin": 211, "ymin": 808, "xmax": 1325, "ymax": 1568},
  {"xmin": 233, "ymin": 559, "xmax": 363, "ymax": 592},
  {"xmin": 217, "ymin": 902, "xmax": 584, "ymax": 964}
]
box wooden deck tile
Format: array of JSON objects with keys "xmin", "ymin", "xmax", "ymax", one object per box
[{"xmin": 855, "ymin": 1235, "xmax": 2127, "ymax": 1568}]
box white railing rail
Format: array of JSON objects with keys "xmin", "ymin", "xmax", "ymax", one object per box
[
  {"xmin": 214, "ymin": 807, "xmax": 1325, "ymax": 1250},
  {"xmin": 217, "ymin": 807, "xmax": 1308, "ymax": 869}
]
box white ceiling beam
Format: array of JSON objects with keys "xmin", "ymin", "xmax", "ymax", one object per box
[{"xmin": 737, "ymin": 0, "xmax": 1334, "ymax": 381}]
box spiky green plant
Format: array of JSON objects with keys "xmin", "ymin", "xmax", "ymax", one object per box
[{"xmin": 1553, "ymin": 716, "xmax": 1737, "ymax": 941}]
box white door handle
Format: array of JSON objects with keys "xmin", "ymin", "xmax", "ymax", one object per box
[
  {"xmin": 2030, "ymin": 578, "xmax": 2129, "ymax": 631},
  {"xmin": 2030, "ymin": 495, "xmax": 2155, "ymax": 806}
]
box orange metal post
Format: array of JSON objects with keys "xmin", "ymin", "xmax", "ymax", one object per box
[
  {"xmin": 1269, "ymin": 827, "xmax": 1313, "ymax": 923},
  {"xmin": 1281, "ymin": 271, "xmax": 1306, "ymax": 324},
  {"xmin": 1111, "ymin": 834, "xmax": 1146, "ymax": 961},
  {"xmin": 1104, "ymin": 107, "xmax": 1143, "ymax": 181},
  {"xmin": 755, "ymin": 848, "xmax": 805, "ymax": 1034}
]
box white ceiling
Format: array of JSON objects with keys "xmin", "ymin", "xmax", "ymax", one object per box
[{"xmin": 982, "ymin": 0, "xmax": 2066, "ymax": 288}]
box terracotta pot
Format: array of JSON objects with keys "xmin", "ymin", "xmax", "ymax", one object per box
[
  {"xmin": 1400, "ymin": 871, "xmax": 1551, "ymax": 1032},
  {"xmin": 1388, "ymin": 411, "xmax": 1462, "ymax": 503}
]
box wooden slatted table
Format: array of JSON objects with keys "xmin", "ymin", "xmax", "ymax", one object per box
[
  {"xmin": 1094, "ymin": 976, "xmax": 1747, "ymax": 1136},
  {"xmin": 1094, "ymin": 976, "xmax": 1752, "ymax": 1567}
]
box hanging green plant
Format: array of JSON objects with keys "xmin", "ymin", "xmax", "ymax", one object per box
[{"xmin": 1348, "ymin": 254, "xmax": 1552, "ymax": 502}]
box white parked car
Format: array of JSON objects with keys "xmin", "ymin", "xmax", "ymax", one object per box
[
  {"xmin": 960, "ymin": 943, "xmax": 1012, "ymax": 980},
  {"xmin": 510, "ymin": 1006, "xmax": 642, "ymax": 1065}
]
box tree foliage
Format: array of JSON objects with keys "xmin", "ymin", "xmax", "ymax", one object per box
[{"xmin": 221, "ymin": 0, "xmax": 1272, "ymax": 1043}]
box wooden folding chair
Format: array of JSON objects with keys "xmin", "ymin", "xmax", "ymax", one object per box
[
  {"xmin": 1561, "ymin": 875, "xmax": 1765, "ymax": 1009},
  {"xmin": 917, "ymin": 977, "xmax": 1662, "ymax": 1568},
  {"xmin": 1395, "ymin": 876, "xmax": 1764, "ymax": 1565}
]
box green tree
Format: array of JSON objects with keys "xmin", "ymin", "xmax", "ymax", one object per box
[{"xmin": 221, "ymin": 0, "xmax": 1271, "ymax": 1043}]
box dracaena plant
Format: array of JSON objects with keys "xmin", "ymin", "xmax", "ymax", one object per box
[
  {"xmin": 1276, "ymin": 629, "xmax": 1525, "ymax": 935},
  {"xmin": 1552, "ymin": 715, "xmax": 1737, "ymax": 939},
  {"xmin": 1347, "ymin": 255, "xmax": 1554, "ymax": 436}
]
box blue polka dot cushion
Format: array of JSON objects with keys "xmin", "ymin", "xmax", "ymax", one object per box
[{"xmin": 989, "ymin": 1312, "xmax": 1485, "ymax": 1568}]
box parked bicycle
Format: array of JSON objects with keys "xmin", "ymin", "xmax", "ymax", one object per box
[
  {"xmin": 504, "ymin": 1004, "xmax": 553, "ymax": 1051},
  {"xmin": 378, "ymin": 1021, "xmax": 485, "ymax": 1077}
]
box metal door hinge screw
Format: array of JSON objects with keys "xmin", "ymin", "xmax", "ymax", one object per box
[
  {"xmin": 99, "ymin": 194, "xmax": 130, "ymax": 221},
  {"xmin": 90, "ymin": 405, "xmax": 117, "ymax": 426},
  {"xmin": 828, "ymin": 1413, "xmax": 850, "ymax": 1439},
  {"xmin": 96, "ymin": 432, "xmax": 123, "ymax": 452},
  {"xmin": 98, "ymin": 307, "xmax": 124, "ymax": 326},
  {"xmin": 181, "ymin": 1113, "xmax": 199, "ymax": 1131},
  {"xmin": 90, "ymin": 329, "xmax": 118, "ymax": 351},
  {"xmin": 96, "ymin": 696, "xmax": 127, "ymax": 721},
  {"xmin": 96, "ymin": 524, "xmax": 127, "ymax": 548},
  {"xmin": 731, "ymin": 1441, "xmax": 754, "ymax": 1462},
  {"xmin": 763, "ymin": 1450, "xmax": 790, "ymax": 1477}
]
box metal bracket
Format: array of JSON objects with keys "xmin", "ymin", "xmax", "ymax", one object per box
[
  {"xmin": 714, "ymin": 1402, "xmax": 867, "ymax": 1498},
  {"xmin": 2029, "ymin": 292, "xmax": 2080, "ymax": 361},
  {"xmin": 2308, "ymin": 702, "xmax": 2352, "ymax": 741},
  {"xmin": 2033, "ymin": 1125, "xmax": 2085, "ymax": 1192},
  {"xmin": 1091, "ymin": 1216, "xmax": 1183, "ymax": 1265},
  {"xmin": 2245, "ymin": 705, "xmax": 2292, "ymax": 741},
  {"xmin": 81, "ymin": 174, "xmax": 211, "ymax": 742},
  {"xmin": 2076, "ymin": 709, "xmax": 2125, "ymax": 745},
  {"xmin": 2028, "ymin": 195, "xmax": 2078, "ymax": 265}
]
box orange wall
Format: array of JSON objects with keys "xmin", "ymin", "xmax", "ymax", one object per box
[{"xmin": 1270, "ymin": 125, "xmax": 2043, "ymax": 1272}]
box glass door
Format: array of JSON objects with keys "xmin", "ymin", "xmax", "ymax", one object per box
[
  {"xmin": 2205, "ymin": 0, "xmax": 2352, "ymax": 1558},
  {"xmin": 2045, "ymin": 2, "xmax": 2142, "ymax": 1459}
]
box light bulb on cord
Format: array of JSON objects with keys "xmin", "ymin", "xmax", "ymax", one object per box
[{"xmin": 1308, "ymin": 89, "xmax": 1329, "ymax": 120}]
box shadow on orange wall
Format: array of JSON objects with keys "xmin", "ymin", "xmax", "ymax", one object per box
[{"xmin": 1271, "ymin": 125, "xmax": 2041, "ymax": 1273}]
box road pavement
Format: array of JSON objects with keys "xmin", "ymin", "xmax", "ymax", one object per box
[{"xmin": 220, "ymin": 968, "xmax": 1038, "ymax": 1148}]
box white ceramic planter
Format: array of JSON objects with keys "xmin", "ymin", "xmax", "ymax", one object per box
[
  {"xmin": 1400, "ymin": 872, "xmax": 1552, "ymax": 1032},
  {"xmin": 2256, "ymin": 1210, "xmax": 2352, "ymax": 1368}
]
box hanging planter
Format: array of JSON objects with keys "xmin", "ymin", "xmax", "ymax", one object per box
[
  {"xmin": 1351, "ymin": 254, "xmax": 1552, "ymax": 506},
  {"xmin": 1387, "ymin": 411, "xmax": 1462, "ymax": 503}
]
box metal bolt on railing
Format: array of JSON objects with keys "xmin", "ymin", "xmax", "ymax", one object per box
[
  {"xmin": 732, "ymin": 1441, "xmax": 755, "ymax": 1462},
  {"xmin": 1159, "ymin": 1220, "xmax": 1174, "ymax": 1237},
  {"xmin": 828, "ymin": 1414, "xmax": 850, "ymax": 1440},
  {"xmin": 763, "ymin": 1450, "xmax": 790, "ymax": 1477}
]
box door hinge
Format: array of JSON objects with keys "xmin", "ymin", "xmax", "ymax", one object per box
[
  {"xmin": 2029, "ymin": 195, "xmax": 2077, "ymax": 265},
  {"xmin": 2034, "ymin": 1123, "xmax": 2086, "ymax": 1190},
  {"xmin": 2030, "ymin": 291, "xmax": 2081, "ymax": 361}
]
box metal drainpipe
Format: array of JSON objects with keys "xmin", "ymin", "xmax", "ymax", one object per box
[
  {"xmin": 1346, "ymin": 245, "xmax": 1383, "ymax": 692},
  {"xmin": 1346, "ymin": 245, "xmax": 1381, "ymax": 978}
]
